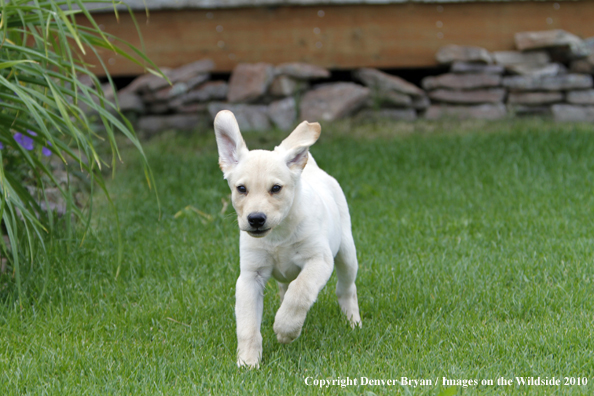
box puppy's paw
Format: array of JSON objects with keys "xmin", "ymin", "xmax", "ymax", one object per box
[
  {"xmin": 338, "ymin": 295, "xmax": 361, "ymax": 329},
  {"xmin": 237, "ymin": 352, "xmax": 261, "ymax": 369},
  {"xmin": 349, "ymin": 316, "xmax": 362, "ymax": 329},
  {"xmin": 273, "ymin": 309, "xmax": 304, "ymax": 344},
  {"xmin": 237, "ymin": 337, "xmax": 262, "ymax": 369},
  {"xmin": 275, "ymin": 328, "xmax": 301, "ymax": 344},
  {"xmin": 237, "ymin": 358, "xmax": 260, "ymax": 369}
]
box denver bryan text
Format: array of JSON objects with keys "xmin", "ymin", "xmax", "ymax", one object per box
[{"xmin": 304, "ymin": 377, "xmax": 433, "ymax": 388}]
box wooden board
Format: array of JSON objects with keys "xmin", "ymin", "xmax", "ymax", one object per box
[{"xmin": 77, "ymin": 1, "xmax": 594, "ymax": 76}]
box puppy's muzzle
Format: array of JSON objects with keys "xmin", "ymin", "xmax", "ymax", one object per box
[
  {"xmin": 248, "ymin": 212, "xmax": 267, "ymax": 228},
  {"xmin": 247, "ymin": 212, "xmax": 270, "ymax": 237}
]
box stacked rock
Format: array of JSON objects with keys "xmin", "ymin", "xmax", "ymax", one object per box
[
  {"xmin": 498, "ymin": 29, "xmax": 594, "ymax": 120},
  {"xmin": 570, "ymin": 38, "xmax": 594, "ymax": 74},
  {"xmin": 115, "ymin": 59, "xmax": 220, "ymax": 133},
  {"xmin": 504, "ymin": 73, "xmax": 593, "ymax": 119},
  {"xmin": 105, "ymin": 60, "xmax": 380, "ymax": 133},
  {"xmin": 99, "ymin": 28, "xmax": 594, "ymax": 133},
  {"xmin": 352, "ymin": 68, "xmax": 428, "ymax": 121},
  {"xmin": 299, "ymin": 82, "xmax": 370, "ymax": 123},
  {"xmin": 208, "ymin": 62, "xmax": 276, "ymax": 131},
  {"xmin": 208, "ymin": 62, "xmax": 343, "ymax": 131},
  {"xmin": 423, "ymin": 45, "xmax": 507, "ymax": 120}
]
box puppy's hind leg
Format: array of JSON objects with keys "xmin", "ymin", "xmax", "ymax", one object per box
[{"xmin": 335, "ymin": 233, "xmax": 362, "ymax": 328}]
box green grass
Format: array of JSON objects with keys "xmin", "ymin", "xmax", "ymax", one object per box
[{"xmin": 2, "ymin": 119, "xmax": 594, "ymax": 395}]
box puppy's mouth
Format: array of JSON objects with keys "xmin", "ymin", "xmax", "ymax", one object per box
[{"xmin": 247, "ymin": 228, "xmax": 271, "ymax": 238}]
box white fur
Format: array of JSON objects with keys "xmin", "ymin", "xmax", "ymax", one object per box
[{"xmin": 214, "ymin": 110, "xmax": 361, "ymax": 368}]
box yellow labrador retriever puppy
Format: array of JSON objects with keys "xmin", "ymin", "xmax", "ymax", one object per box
[{"xmin": 214, "ymin": 110, "xmax": 361, "ymax": 368}]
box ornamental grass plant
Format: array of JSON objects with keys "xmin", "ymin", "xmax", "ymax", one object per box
[{"xmin": 0, "ymin": 0, "xmax": 159, "ymax": 303}]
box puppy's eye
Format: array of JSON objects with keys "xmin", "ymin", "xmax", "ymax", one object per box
[
  {"xmin": 236, "ymin": 185, "xmax": 247, "ymax": 194},
  {"xmin": 270, "ymin": 184, "xmax": 282, "ymax": 194}
]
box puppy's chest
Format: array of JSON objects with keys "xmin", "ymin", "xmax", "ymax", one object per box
[{"xmin": 269, "ymin": 246, "xmax": 307, "ymax": 283}]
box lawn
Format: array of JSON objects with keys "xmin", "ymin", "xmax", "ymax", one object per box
[{"xmin": 1, "ymin": 119, "xmax": 594, "ymax": 395}]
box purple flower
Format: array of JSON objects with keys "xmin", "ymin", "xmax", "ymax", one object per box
[
  {"xmin": 14, "ymin": 132, "xmax": 34, "ymax": 151},
  {"xmin": 0, "ymin": 142, "xmax": 3, "ymax": 149},
  {"xmin": 14, "ymin": 130, "xmax": 38, "ymax": 151},
  {"xmin": 13, "ymin": 130, "xmax": 53, "ymax": 156},
  {"xmin": 42, "ymin": 142, "xmax": 52, "ymax": 157}
]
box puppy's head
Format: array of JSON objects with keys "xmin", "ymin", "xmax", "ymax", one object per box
[{"xmin": 214, "ymin": 110, "xmax": 321, "ymax": 238}]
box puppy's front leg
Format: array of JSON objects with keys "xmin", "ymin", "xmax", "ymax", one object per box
[
  {"xmin": 236, "ymin": 269, "xmax": 269, "ymax": 368},
  {"xmin": 273, "ymin": 255, "xmax": 333, "ymax": 344}
]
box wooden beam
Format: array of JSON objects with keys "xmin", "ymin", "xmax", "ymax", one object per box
[{"xmin": 77, "ymin": 1, "xmax": 594, "ymax": 76}]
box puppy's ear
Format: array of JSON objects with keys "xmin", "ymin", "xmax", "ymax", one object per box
[
  {"xmin": 214, "ymin": 110, "xmax": 248, "ymax": 177},
  {"xmin": 278, "ymin": 121, "xmax": 321, "ymax": 171}
]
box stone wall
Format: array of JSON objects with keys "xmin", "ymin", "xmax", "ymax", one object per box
[{"xmin": 101, "ymin": 28, "xmax": 594, "ymax": 133}]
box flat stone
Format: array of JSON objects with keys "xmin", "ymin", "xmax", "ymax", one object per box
[
  {"xmin": 502, "ymin": 74, "xmax": 593, "ymax": 91},
  {"xmin": 269, "ymin": 75, "xmax": 308, "ymax": 97},
  {"xmin": 425, "ymin": 104, "xmax": 506, "ymax": 120},
  {"xmin": 169, "ymin": 81, "xmax": 195, "ymax": 98},
  {"xmin": 185, "ymin": 74, "xmax": 213, "ymax": 90},
  {"xmin": 411, "ymin": 95, "xmax": 430, "ymax": 110},
  {"xmin": 28, "ymin": 187, "xmax": 67, "ymax": 215},
  {"xmin": 168, "ymin": 59, "xmax": 215, "ymax": 84},
  {"xmin": 507, "ymin": 91, "xmax": 564, "ymax": 105},
  {"xmin": 208, "ymin": 102, "xmax": 270, "ymax": 131},
  {"xmin": 146, "ymin": 102, "xmax": 170, "ymax": 114},
  {"xmin": 515, "ymin": 30, "xmax": 589, "ymax": 62},
  {"xmin": 357, "ymin": 108, "xmax": 417, "ymax": 121},
  {"xmin": 566, "ymin": 89, "xmax": 594, "ymax": 105},
  {"xmin": 507, "ymin": 63, "xmax": 567, "ymax": 77},
  {"xmin": 125, "ymin": 65, "xmax": 211, "ymax": 95},
  {"xmin": 116, "ymin": 91, "xmax": 145, "ymax": 113},
  {"xmin": 151, "ymin": 74, "xmax": 210, "ymax": 104},
  {"xmin": 515, "ymin": 29, "xmax": 583, "ymax": 51},
  {"xmin": 80, "ymin": 84, "xmax": 115, "ymax": 115},
  {"xmin": 120, "ymin": 67, "xmax": 173, "ymax": 94},
  {"xmin": 422, "ymin": 73, "xmax": 501, "ymax": 90},
  {"xmin": 428, "ymin": 88, "xmax": 506, "ymax": 104},
  {"xmin": 493, "ymin": 51, "xmax": 550, "ymax": 66},
  {"xmin": 436, "ymin": 45, "xmax": 493, "ymax": 64},
  {"xmin": 77, "ymin": 74, "xmax": 95, "ymax": 88},
  {"xmin": 354, "ymin": 68, "xmax": 425, "ymax": 97},
  {"xmin": 227, "ymin": 63, "xmax": 275, "ymax": 103},
  {"xmin": 274, "ymin": 63, "xmax": 330, "ymax": 79},
  {"xmin": 552, "ymin": 104, "xmax": 594, "ymax": 122},
  {"xmin": 39, "ymin": 199, "xmax": 65, "ymax": 216},
  {"xmin": 509, "ymin": 105, "xmax": 552, "ymax": 117},
  {"xmin": 176, "ymin": 102, "xmax": 209, "ymax": 114},
  {"xmin": 450, "ymin": 62, "xmax": 505, "ymax": 74},
  {"xmin": 548, "ymin": 45, "xmax": 590, "ymax": 63},
  {"xmin": 584, "ymin": 36, "xmax": 594, "ymax": 52},
  {"xmin": 268, "ymin": 97, "xmax": 297, "ymax": 131},
  {"xmin": 190, "ymin": 80, "xmax": 229, "ymax": 102},
  {"xmin": 570, "ymin": 58, "xmax": 594, "ymax": 74},
  {"xmin": 143, "ymin": 81, "xmax": 193, "ymax": 103},
  {"xmin": 367, "ymin": 91, "xmax": 412, "ymax": 107},
  {"xmin": 300, "ymin": 82, "xmax": 370, "ymax": 122},
  {"xmin": 138, "ymin": 114, "xmax": 201, "ymax": 134},
  {"xmin": 383, "ymin": 91, "xmax": 413, "ymax": 107},
  {"xmin": 171, "ymin": 81, "xmax": 229, "ymax": 108},
  {"xmin": 100, "ymin": 83, "xmax": 115, "ymax": 101},
  {"xmin": 569, "ymin": 59, "xmax": 594, "ymax": 74}
]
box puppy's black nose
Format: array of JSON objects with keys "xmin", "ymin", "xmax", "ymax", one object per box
[{"xmin": 247, "ymin": 212, "xmax": 267, "ymax": 228}]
